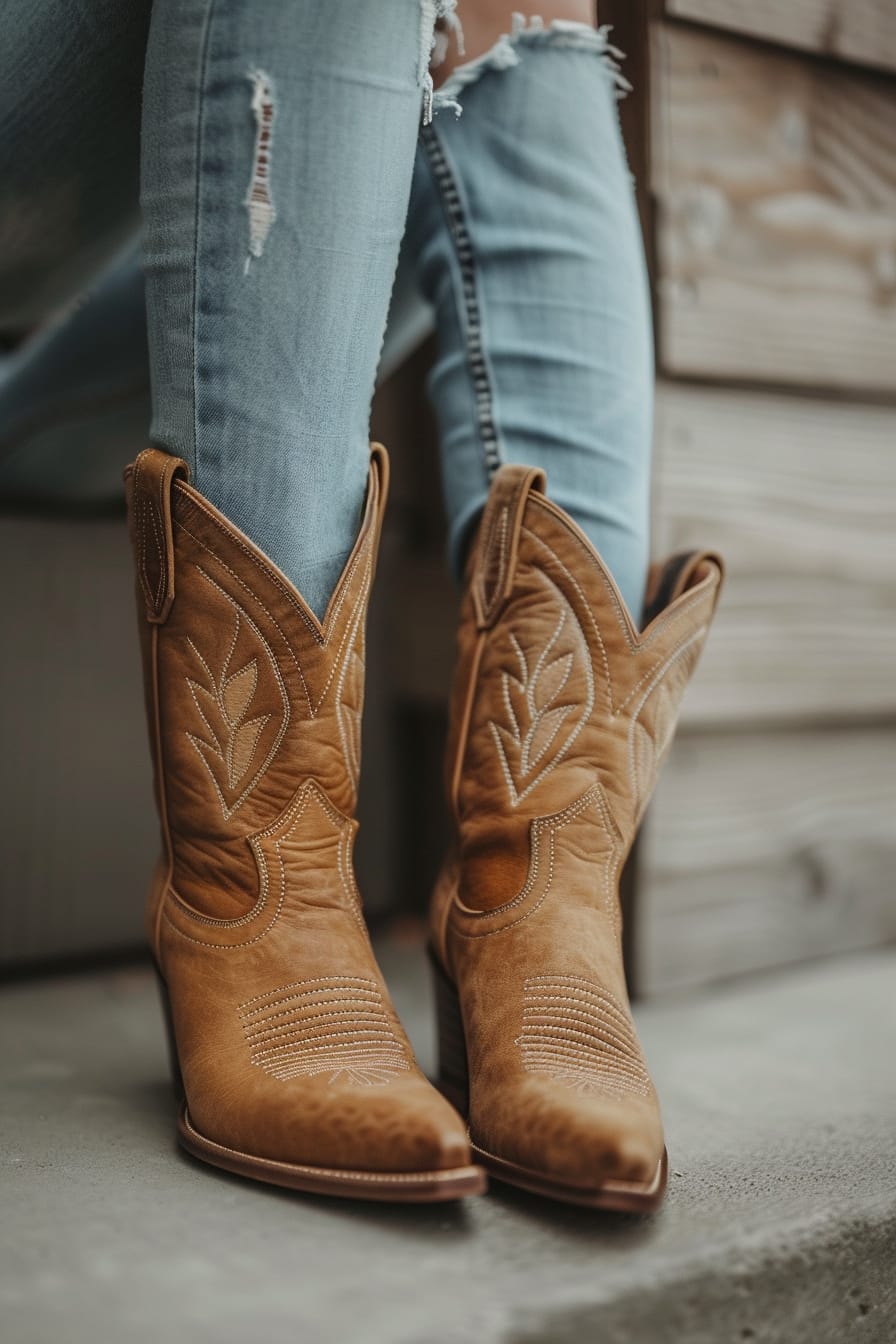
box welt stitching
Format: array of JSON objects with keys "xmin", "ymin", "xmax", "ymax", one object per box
[{"xmin": 420, "ymin": 123, "xmax": 502, "ymax": 479}]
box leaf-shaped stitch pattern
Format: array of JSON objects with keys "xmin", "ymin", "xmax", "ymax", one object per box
[
  {"xmin": 528, "ymin": 702, "xmax": 573, "ymax": 769},
  {"xmin": 230, "ymin": 715, "xmax": 269, "ymax": 786},
  {"xmin": 489, "ymin": 572, "xmax": 594, "ymax": 808},
  {"xmin": 534, "ymin": 651, "xmax": 572, "ymax": 712},
  {"xmin": 223, "ymin": 662, "xmax": 257, "ymax": 725},
  {"xmin": 185, "ymin": 610, "xmax": 278, "ymax": 813}
]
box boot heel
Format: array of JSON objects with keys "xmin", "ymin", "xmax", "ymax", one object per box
[
  {"xmin": 428, "ymin": 946, "xmax": 469, "ymax": 1117},
  {"xmin": 152, "ymin": 963, "xmax": 184, "ymax": 1101}
]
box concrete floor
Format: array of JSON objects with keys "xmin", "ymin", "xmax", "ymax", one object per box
[{"xmin": 2, "ymin": 941, "xmax": 894, "ymax": 1344}]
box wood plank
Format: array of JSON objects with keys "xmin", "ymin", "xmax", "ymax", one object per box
[
  {"xmin": 652, "ymin": 25, "xmax": 896, "ymax": 393},
  {"xmin": 387, "ymin": 386, "xmax": 896, "ymax": 727},
  {"xmin": 666, "ymin": 0, "xmax": 896, "ymax": 75},
  {"xmin": 653, "ymin": 384, "xmax": 896, "ymax": 726},
  {"xmin": 637, "ymin": 726, "xmax": 896, "ymax": 994}
]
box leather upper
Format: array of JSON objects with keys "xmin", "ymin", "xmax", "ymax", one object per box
[
  {"xmin": 432, "ymin": 464, "xmax": 723, "ymax": 1188},
  {"xmin": 126, "ymin": 445, "xmax": 471, "ymax": 1175}
]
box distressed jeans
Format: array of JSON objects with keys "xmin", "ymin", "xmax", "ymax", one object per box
[{"xmin": 0, "ymin": 2, "xmax": 653, "ymax": 619}]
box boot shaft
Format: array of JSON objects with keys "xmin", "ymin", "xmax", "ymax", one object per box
[
  {"xmin": 444, "ymin": 465, "xmax": 723, "ymax": 911},
  {"xmin": 124, "ymin": 445, "xmax": 389, "ymax": 923}
]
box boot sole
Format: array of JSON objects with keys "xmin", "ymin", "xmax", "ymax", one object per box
[
  {"xmin": 177, "ymin": 1105, "xmax": 487, "ymax": 1202},
  {"xmin": 430, "ymin": 945, "xmax": 668, "ymax": 1213},
  {"xmin": 470, "ymin": 1140, "xmax": 668, "ymax": 1213},
  {"xmin": 154, "ymin": 965, "xmax": 486, "ymax": 1203}
]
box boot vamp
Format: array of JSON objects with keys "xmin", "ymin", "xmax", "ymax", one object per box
[
  {"xmin": 163, "ymin": 904, "xmax": 470, "ymax": 1174},
  {"xmin": 452, "ymin": 904, "xmax": 664, "ymax": 1188}
]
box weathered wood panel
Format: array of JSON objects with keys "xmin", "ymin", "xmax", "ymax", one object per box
[
  {"xmin": 385, "ymin": 384, "xmax": 896, "ymax": 728},
  {"xmin": 653, "ymin": 25, "xmax": 896, "ymax": 392},
  {"xmin": 653, "ymin": 384, "xmax": 896, "ymax": 725},
  {"xmin": 638, "ymin": 726, "xmax": 896, "ymax": 994},
  {"xmin": 666, "ymin": 0, "xmax": 896, "ymax": 75}
]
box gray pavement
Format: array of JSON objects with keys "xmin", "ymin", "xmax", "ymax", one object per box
[{"xmin": 2, "ymin": 940, "xmax": 894, "ymax": 1344}]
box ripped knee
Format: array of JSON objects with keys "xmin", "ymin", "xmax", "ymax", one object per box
[{"xmin": 427, "ymin": 12, "xmax": 631, "ymax": 122}]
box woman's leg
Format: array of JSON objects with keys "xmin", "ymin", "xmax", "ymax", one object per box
[
  {"xmin": 406, "ymin": 7, "xmax": 654, "ymax": 619},
  {"xmin": 142, "ymin": 0, "xmax": 439, "ymax": 617}
]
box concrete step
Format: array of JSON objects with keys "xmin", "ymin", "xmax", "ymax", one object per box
[{"xmin": 2, "ymin": 943, "xmax": 894, "ymax": 1344}]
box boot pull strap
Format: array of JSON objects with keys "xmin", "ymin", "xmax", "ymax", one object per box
[
  {"xmin": 472, "ymin": 464, "xmax": 546, "ymax": 629},
  {"xmin": 126, "ymin": 447, "xmax": 190, "ymax": 624}
]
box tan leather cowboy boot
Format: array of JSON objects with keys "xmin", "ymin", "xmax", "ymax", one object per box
[
  {"xmin": 125, "ymin": 444, "xmax": 484, "ymax": 1201},
  {"xmin": 429, "ymin": 464, "xmax": 723, "ymax": 1210}
]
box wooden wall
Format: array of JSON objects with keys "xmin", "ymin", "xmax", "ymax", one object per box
[{"xmin": 628, "ymin": 1, "xmax": 896, "ymax": 992}]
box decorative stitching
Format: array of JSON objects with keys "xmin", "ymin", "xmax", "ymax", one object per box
[
  {"xmin": 516, "ymin": 975, "xmax": 650, "ymax": 1097},
  {"xmin": 523, "ymin": 525, "xmax": 714, "ymax": 717},
  {"xmin": 176, "ymin": 486, "xmax": 367, "ymax": 647},
  {"xmin": 182, "ymin": 568, "xmax": 288, "ymax": 821},
  {"xmin": 337, "ymin": 824, "xmax": 368, "ymax": 934},
  {"xmin": 176, "ymin": 518, "xmax": 313, "ymax": 713},
  {"xmin": 487, "ymin": 568, "xmax": 594, "ymax": 808},
  {"xmin": 454, "ymin": 783, "xmax": 623, "ymax": 939},
  {"xmin": 164, "ymin": 782, "xmax": 360, "ymax": 949},
  {"xmin": 176, "ymin": 513, "xmax": 373, "ymax": 727},
  {"xmin": 238, "ymin": 976, "xmax": 409, "ymax": 1086},
  {"xmin": 477, "ymin": 504, "xmax": 509, "ymax": 621},
  {"xmin": 530, "ymin": 499, "xmax": 715, "ymax": 654},
  {"xmin": 239, "ymin": 975, "xmax": 377, "ymax": 1014},
  {"xmin": 625, "ymin": 625, "xmax": 708, "ymax": 820}
]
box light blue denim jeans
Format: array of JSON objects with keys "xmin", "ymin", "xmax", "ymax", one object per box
[{"xmin": 0, "ymin": 2, "xmax": 653, "ymax": 619}]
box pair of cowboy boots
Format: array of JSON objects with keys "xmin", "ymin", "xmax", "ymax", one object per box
[{"xmin": 125, "ymin": 443, "xmax": 722, "ymax": 1207}]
